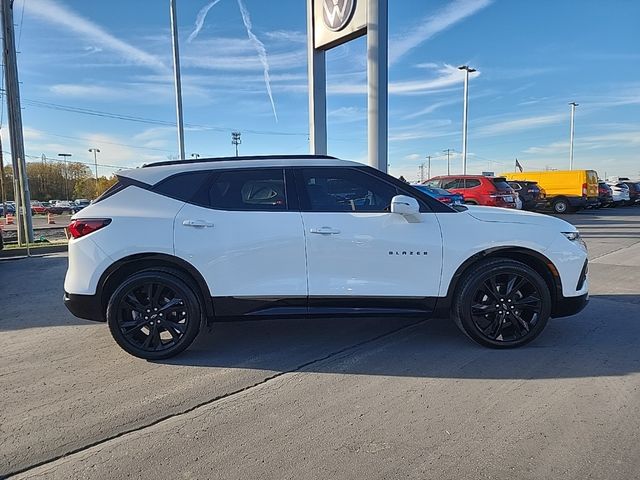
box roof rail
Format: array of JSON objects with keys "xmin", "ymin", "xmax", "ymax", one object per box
[{"xmin": 143, "ymin": 154, "xmax": 338, "ymax": 168}]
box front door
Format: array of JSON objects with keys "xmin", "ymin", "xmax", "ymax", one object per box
[{"xmin": 295, "ymin": 167, "xmax": 443, "ymax": 314}]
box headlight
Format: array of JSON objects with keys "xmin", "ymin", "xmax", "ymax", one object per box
[{"xmin": 562, "ymin": 231, "xmax": 587, "ymax": 250}]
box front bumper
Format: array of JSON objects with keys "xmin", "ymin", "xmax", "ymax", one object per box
[
  {"xmin": 552, "ymin": 292, "xmax": 589, "ymax": 318},
  {"xmin": 64, "ymin": 292, "xmax": 104, "ymax": 322}
]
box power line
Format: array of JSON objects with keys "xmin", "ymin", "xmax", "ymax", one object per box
[{"xmin": 12, "ymin": 96, "xmax": 308, "ymax": 137}]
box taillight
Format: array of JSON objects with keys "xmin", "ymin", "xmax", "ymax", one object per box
[
  {"xmin": 68, "ymin": 219, "xmax": 111, "ymax": 239},
  {"xmin": 582, "ymin": 183, "xmax": 588, "ymax": 196},
  {"xmin": 437, "ymin": 196, "xmax": 452, "ymax": 203}
]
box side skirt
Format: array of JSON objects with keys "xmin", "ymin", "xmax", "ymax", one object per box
[{"xmin": 212, "ymin": 296, "xmax": 439, "ymax": 320}]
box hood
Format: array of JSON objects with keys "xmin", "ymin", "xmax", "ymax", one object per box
[{"xmin": 464, "ymin": 205, "xmax": 576, "ymax": 231}]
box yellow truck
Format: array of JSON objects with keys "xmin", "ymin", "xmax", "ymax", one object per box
[{"xmin": 501, "ymin": 170, "xmax": 599, "ymax": 214}]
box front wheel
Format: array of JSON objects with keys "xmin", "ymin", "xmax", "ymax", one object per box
[
  {"xmin": 107, "ymin": 271, "xmax": 201, "ymax": 360},
  {"xmin": 451, "ymin": 259, "xmax": 551, "ymax": 348}
]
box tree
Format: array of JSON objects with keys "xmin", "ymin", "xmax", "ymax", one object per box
[{"xmin": 3, "ymin": 161, "xmax": 118, "ymax": 200}]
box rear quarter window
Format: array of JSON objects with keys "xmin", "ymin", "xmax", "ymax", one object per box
[{"xmin": 153, "ymin": 171, "xmax": 212, "ymax": 203}]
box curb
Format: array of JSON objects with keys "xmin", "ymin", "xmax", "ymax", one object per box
[{"xmin": 0, "ymin": 243, "xmax": 68, "ymax": 260}]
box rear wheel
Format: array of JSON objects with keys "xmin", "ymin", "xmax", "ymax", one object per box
[
  {"xmin": 451, "ymin": 259, "xmax": 551, "ymax": 348},
  {"xmin": 107, "ymin": 271, "xmax": 201, "ymax": 360},
  {"xmin": 552, "ymin": 198, "xmax": 571, "ymax": 214}
]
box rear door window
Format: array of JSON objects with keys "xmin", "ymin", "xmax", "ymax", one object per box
[
  {"xmin": 465, "ymin": 179, "xmax": 481, "ymax": 188},
  {"xmin": 442, "ymin": 178, "xmax": 463, "ymax": 189},
  {"xmin": 204, "ymin": 169, "xmax": 287, "ymax": 211}
]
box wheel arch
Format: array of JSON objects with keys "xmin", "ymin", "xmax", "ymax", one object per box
[
  {"xmin": 97, "ymin": 253, "xmax": 214, "ymax": 319},
  {"xmin": 441, "ymin": 246, "xmax": 563, "ymax": 313}
]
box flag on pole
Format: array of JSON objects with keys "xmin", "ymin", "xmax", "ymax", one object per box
[{"xmin": 515, "ymin": 158, "xmax": 523, "ymax": 172}]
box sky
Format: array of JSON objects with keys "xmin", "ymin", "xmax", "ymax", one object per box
[{"xmin": 3, "ymin": 0, "xmax": 639, "ymax": 181}]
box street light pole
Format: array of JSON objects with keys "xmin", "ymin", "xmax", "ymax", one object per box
[
  {"xmin": 88, "ymin": 148, "xmax": 100, "ymax": 197},
  {"xmin": 444, "ymin": 149, "xmax": 451, "ymax": 175},
  {"xmin": 458, "ymin": 65, "xmax": 476, "ymax": 175},
  {"xmin": 58, "ymin": 153, "xmax": 72, "ymax": 200},
  {"xmin": 569, "ymin": 102, "xmax": 578, "ymax": 170},
  {"xmin": 170, "ymin": 0, "xmax": 186, "ymax": 160}
]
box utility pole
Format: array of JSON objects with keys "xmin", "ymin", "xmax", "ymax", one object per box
[
  {"xmin": 58, "ymin": 153, "xmax": 71, "ymax": 200},
  {"xmin": 458, "ymin": 65, "xmax": 476, "ymax": 175},
  {"xmin": 0, "ymin": 135, "xmax": 7, "ymax": 218},
  {"xmin": 569, "ymin": 102, "xmax": 578, "ymax": 170},
  {"xmin": 2, "ymin": 0, "xmax": 33, "ymax": 242},
  {"xmin": 426, "ymin": 155, "xmax": 431, "ymax": 180},
  {"xmin": 88, "ymin": 148, "xmax": 100, "ymax": 197},
  {"xmin": 231, "ymin": 132, "xmax": 242, "ymax": 157},
  {"xmin": 444, "ymin": 149, "xmax": 451, "ymax": 175},
  {"xmin": 419, "ymin": 163, "xmax": 424, "ymax": 183},
  {"xmin": 170, "ymin": 0, "xmax": 186, "ymax": 160}
]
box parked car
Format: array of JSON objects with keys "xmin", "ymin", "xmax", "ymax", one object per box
[
  {"xmin": 424, "ymin": 175, "xmax": 516, "ymax": 208},
  {"xmin": 47, "ymin": 201, "xmax": 74, "ymax": 215},
  {"xmin": 621, "ymin": 182, "xmax": 640, "ymax": 205},
  {"xmin": 411, "ymin": 184, "xmax": 464, "ymax": 206},
  {"xmin": 31, "ymin": 201, "xmax": 47, "ymax": 215},
  {"xmin": 607, "ymin": 182, "xmax": 630, "ymax": 207},
  {"xmin": 502, "ymin": 170, "xmax": 599, "ymax": 214},
  {"xmin": 597, "ymin": 182, "xmax": 614, "ymax": 208},
  {"xmin": 0, "ymin": 203, "xmax": 16, "ymax": 216},
  {"xmin": 72, "ymin": 199, "xmax": 91, "ymax": 214},
  {"xmin": 64, "ymin": 155, "xmax": 589, "ymax": 359},
  {"xmin": 507, "ymin": 181, "xmax": 546, "ymax": 211}
]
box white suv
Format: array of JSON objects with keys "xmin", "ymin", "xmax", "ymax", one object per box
[{"xmin": 64, "ymin": 156, "xmax": 589, "ymax": 359}]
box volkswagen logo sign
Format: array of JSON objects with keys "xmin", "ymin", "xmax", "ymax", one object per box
[{"xmin": 322, "ymin": 0, "xmax": 355, "ymax": 32}]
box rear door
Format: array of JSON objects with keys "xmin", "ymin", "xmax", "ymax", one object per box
[
  {"xmin": 174, "ymin": 168, "xmax": 308, "ymax": 316},
  {"xmin": 295, "ymin": 167, "xmax": 443, "ymax": 313}
]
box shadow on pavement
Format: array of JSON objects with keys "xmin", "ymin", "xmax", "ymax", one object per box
[
  {"xmin": 163, "ymin": 294, "xmax": 640, "ymax": 381},
  {"xmin": 0, "ymin": 255, "xmax": 88, "ymax": 331}
]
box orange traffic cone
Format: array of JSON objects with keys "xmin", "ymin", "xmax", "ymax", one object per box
[
  {"xmin": 6, "ymin": 213, "xmax": 14, "ymax": 225},
  {"xmin": 47, "ymin": 213, "xmax": 55, "ymax": 225}
]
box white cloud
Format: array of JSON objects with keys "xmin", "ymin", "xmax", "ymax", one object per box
[
  {"xmin": 403, "ymin": 99, "xmax": 459, "ymax": 120},
  {"xmin": 49, "ymin": 84, "xmax": 126, "ymax": 98},
  {"xmin": 264, "ymin": 30, "xmax": 307, "ymax": 44},
  {"xmin": 389, "ymin": 0, "xmax": 493, "ymax": 64},
  {"xmin": 473, "ymin": 113, "xmax": 566, "ymax": 137},
  {"xmin": 187, "ymin": 0, "xmax": 224, "ymax": 43},
  {"xmin": 328, "ymin": 106, "xmax": 367, "ymax": 123},
  {"xmin": 328, "ymin": 64, "xmax": 476, "ymax": 96},
  {"xmin": 524, "ymin": 130, "xmax": 640, "ymax": 156},
  {"xmin": 23, "ymin": 0, "xmax": 166, "ymax": 71}
]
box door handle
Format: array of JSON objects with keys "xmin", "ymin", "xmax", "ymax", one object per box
[
  {"xmin": 310, "ymin": 226, "xmax": 340, "ymax": 235},
  {"xmin": 182, "ymin": 219, "xmax": 214, "ymax": 228}
]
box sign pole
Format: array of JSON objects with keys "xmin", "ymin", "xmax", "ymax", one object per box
[
  {"xmin": 307, "ymin": 0, "xmax": 327, "ymax": 155},
  {"xmin": 367, "ymin": 0, "xmax": 388, "ymax": 173}
]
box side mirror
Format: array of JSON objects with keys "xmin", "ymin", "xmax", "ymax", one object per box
[{"xmin": 391, "ymin": 195, "xmax": 420, "ymax": 217}]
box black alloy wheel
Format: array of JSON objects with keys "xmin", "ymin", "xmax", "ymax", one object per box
[
  {"xmin": 452, "ymin": 258, "xmax": 551, "ymax": 348},
  {"xmin": 107, "ymin": 271, "xmax": 201, "ymax": 360}
]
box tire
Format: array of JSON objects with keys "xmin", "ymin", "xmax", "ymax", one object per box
[
  {"xmin": 107, "ymin": 271, "xmax": 201, "ymax": 360},
  {"xmin": 552, "ymin": 198, "xmax": 571, "ymax": 214},
  {"xmin": 451, "ymin": 258, "xmax": 551, "ymax": 349}
]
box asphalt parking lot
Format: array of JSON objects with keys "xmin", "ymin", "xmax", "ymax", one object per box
[{"xmin": 1, "ymin": 207, "xmax": 639, "ymax": 479}]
